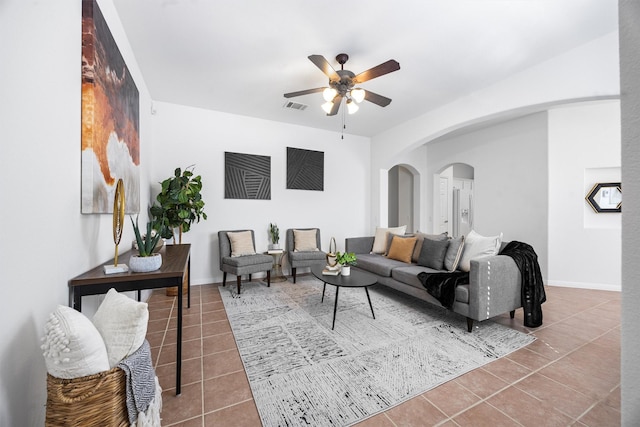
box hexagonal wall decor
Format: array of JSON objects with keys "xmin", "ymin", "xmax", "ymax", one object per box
[{"xmin": 586, "ymin": 182, "xmax": 621, "ymax": 213}]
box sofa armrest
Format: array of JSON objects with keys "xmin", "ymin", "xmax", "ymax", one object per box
[
  {"xmin": 345, "ymin": 237, "xmax": 374, "ymax": 254},
  {"xmin": 467, "ymin": 255, "xmax": 522, "ymax": 321}
]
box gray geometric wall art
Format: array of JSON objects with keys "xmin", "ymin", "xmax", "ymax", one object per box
[
  {"xmin": 286, "ymin": 147, "xmax": 324, "ymax": 191},
  {"xmin": 225, "ymin": 152, "xmax": 271, "ymax": 199}
]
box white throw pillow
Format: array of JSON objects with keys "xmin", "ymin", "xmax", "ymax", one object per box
[
  {"xmin": 227, "ymin": 230, "xmax": 256, "ymax": 257},
  {"xmin": 41, "ymin": 305, "xmax": 110, "ymax": 379},
  {"xmin": 93, "ymin": 288, "xmax": 149, "ymax": 368},
  {"xmin": 372, "ymin": 226, "xmax": 407, "ymax": 254},
  {"xmin": 293, "ymin": 229, "xmax": 319, "ymax": 251},
  {"xmin": 458, "ymin": 230, "xmax": 503, "ymax": 272}
]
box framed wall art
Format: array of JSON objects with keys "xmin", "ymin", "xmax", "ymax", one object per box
[
  {"xmin": 225, "ymin": 152, "xmax": 271, "ymax": 200},
  {"xmin": 81, "ymin": 0, "xmax": 140, "ymax": 214},
  {"xmin": 286, "ymin": 147, "xmax": 324, "ymax": 191}
]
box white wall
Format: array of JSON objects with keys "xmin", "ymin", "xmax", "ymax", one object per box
[
  {"xmin": 0, "ymin": 0, "xmax": 153, "ymax": 425},
  {"xmin": 619, "ymin": 0, "xmax": 640, "ymax": 423},
  {"xmin": 149, "ymin": 101, "xmax": 371, "ymax": 284},
  {"xmin": 548, "ymin": 100, "xmax": 621, "ymax": 290},
  {"xmin": 425, "ymin": 113, "xmax": 549, "ymax": 278},
  {"xmin": 369, "ymin": 31, "xmax": 620, "ymax": 229}
]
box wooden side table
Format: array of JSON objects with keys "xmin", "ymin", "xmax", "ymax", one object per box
[{"xmin": 266, "ymin": 250, "xmax": 287, "ymax": 282}]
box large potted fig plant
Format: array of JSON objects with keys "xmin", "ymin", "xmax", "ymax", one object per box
[
  {"xmin": 150, "ymin": 166, "xmax": 207, "ymax": 295},
  {"xmin": 151, "ymin": 166, "xmax": 207, "ymax": 244}
]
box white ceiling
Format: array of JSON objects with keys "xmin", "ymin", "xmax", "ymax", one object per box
[{"xmin": 112, "ymin": 0, "xmax": 618, "ymax": 137}]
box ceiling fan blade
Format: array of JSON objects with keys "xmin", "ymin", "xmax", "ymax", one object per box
[
  {"xmin": 284, "ymin": 87, "xmax": 325, "ymax": 98},
  {"xmin": 327, "ymin": 95, "xmax": 342, "ymax": 116},
  {"xmin": 364, "ymin": 90, "xmax": 392, "ymax": 107},
  {"xmin": 308, "ymin": 55, "xmax": 340, "ymax": 82},
  {"xmin": 353, "ymin": 59, "xmax": 400, "ymax": 84}
]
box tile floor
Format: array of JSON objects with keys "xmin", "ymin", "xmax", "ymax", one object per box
[{"xmin": 146, "ymin": 280, "xmax": 620, "ymax": 427}]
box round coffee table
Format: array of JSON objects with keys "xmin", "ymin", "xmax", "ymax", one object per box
[{"xmin": 311, "ymin": 265, "xmax": 378, "ymax": 330}]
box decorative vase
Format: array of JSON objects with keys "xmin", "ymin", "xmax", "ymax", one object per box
[
  {"xmin": 341, "ymin": 265, "xmax": 351, "ymax": 276},
  {"xmin": 129, "ymin": 253, "xmax": 162, "ymax": 273}
]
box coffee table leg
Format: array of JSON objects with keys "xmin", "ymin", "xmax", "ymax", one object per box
[
  {"xmin": 321, "ymin": 282, "xmax": 326, "ymax": 303},
  {"xmin": 365, "ymin": 287, "xmax": 375, "ymax": 319},
  {"xmin": 332, "ymin": 286, "xmax": 340, "ymax": 330}
]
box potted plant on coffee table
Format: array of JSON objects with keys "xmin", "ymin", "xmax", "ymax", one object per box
[
  {"xmin": 129, "ymin": 215, "xmax": 163, "ymax": 273},
  {"xmin": 335, "ymin": 251, "xmax": 357, "ymax": 276}
]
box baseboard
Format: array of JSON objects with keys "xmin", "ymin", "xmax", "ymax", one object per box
[{"xmin": 547, "ymin": 281, "xmax": 621, "ymax": 292}]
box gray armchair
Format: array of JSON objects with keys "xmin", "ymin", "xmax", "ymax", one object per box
[
  {"xmin": 285, "ymin": 228, "xmax": 327, "ymax": 283},
  {"xmin": 218, "ymin": 229, "xmax": 274, "ymax": 294}
]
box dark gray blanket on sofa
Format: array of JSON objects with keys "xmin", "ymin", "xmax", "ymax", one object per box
[
  {"xmin": 417, "ymin": 271, "xmax": 469, "ymax": 309},
  {"xmin": 499, "ymin": 241, "xmax": 546, "ymax": 328}
]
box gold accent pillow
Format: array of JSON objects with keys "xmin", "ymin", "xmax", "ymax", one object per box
[{"xmin": 385, "ymin": 236, "xmax": 417, "ymax": 263}]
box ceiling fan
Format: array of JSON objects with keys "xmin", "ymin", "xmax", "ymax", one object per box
[{"xmin": 284, "ymin": 53, "xmax": 400, "ymax": 116}]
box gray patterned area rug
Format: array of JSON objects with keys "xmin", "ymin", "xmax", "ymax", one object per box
[{"xmin": 219, "ymin": 276, "xmax": 535, "ymax": 427}]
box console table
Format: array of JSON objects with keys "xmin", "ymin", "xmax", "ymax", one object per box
[{"xmin": 68, "ymin": 244, "xmax": 191, "ymax": 395}]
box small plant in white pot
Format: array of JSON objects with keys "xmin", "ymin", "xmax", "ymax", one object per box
[
  {"xmin": 268, "ymin": 222, "xmax": 280, "ymax": 250},
  {"xmin": 335, "ymin": 251, "xmax": 357, "ymax": 276},
  {"xmin": 129, "ymin": 216, "xmax": 163, "ymax": 272}
]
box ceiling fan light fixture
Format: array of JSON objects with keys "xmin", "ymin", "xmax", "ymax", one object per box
[
  {"xmin": 322, "ymin": 87, "xmax": 337, "ymax": 102},
  {"xmin": 346, "ymin": 99, "xmax": 359, "ymax": 115},
  {"xmin": 321, "ymin": 101, "xmax": 334, "ymax": 114},
  {"xmin": 351, "ymin": 88, "xmax": 365, "ymax": 103}
]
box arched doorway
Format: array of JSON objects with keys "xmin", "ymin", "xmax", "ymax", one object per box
[
  {"xmin": 434, "ymin": 163, "xmax": 474, "ymax": 237},
  {"xmin": 388, "ymin": 164, "xmax": 418, "ymax": 233}
]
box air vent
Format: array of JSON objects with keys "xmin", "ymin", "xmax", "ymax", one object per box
[{"xmin": 283, "ymin": 101, "xmax": 308, "ymax": 111}]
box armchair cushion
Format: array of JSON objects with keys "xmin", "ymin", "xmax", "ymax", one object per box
[
  {"xmin": 293, "ymin": 229, "xmax": 319, "ymax": 251},
  {"xmin": 227, "ymin": 230, "xmax": 256, "ymax": 257}
]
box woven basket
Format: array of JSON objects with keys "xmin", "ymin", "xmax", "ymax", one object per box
[{"xmin": 45, "ymin": 367, "xmax": 128, "ymax": 427}]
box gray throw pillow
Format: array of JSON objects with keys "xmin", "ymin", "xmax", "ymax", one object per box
[
  {"xmin": 417, "ymin": 238, "xmax": 450, "ymax": 270},
  {"xmin": 411, "ymin": 232, "xmax": 448, "ymax": 263},
  {"xmin": 444, "ymin": 236, "xmax": 466, "ymax": 272}
]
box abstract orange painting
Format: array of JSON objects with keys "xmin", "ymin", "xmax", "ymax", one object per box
[{"xmin": 81, "ymin": 0, "xmax": 139, "ymax": 213}]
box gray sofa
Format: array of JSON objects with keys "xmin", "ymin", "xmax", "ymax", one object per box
[{"xmin": 346, "ymin": 236, "xmax": 522, "ymax": 332}]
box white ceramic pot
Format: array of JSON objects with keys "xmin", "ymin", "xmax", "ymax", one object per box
[
  {"xmin": 129, "ymin": 253, "xmax": 162, "ymax": 273},
  {"xmin": 341, "ymin": 265, "xmax": 351, "ymax": 276}
]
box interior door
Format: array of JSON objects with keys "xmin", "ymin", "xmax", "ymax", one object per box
[{"xmin": 439, "ymin": 177, "xmax": 449, "ymax": 234}]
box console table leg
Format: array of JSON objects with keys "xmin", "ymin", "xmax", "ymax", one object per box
[{"xmin": 321, "ymin": 282, "xmax": 326, "ymax": 303}]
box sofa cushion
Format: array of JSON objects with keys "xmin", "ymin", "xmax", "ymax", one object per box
[
  {"xmin": 356, "ymin": 253, "xmax": 408, "ymax": 277},
  {"xmin": 293, "ymin": 229, "xmax": 319, "ymax": 251},
  {"xmin": 412, "ymin": 232, "xmax": 448, "ymax": 263},
  {"xmin": 372, "ymin": 226, "xmax": 406, "ymax": 254},
  {"xmin": 386, "ymin": 235, "xmax": 417, "ymax": 263},
  {"xmin": 417, "ymin": 238, "xmax": 450, "ymax": 270},
  {"xmin": 458, "ymin": 230, "xmax": 503, "ymax": 272},
  {"xmin": 227, "ymin": 231, "xmax": 256, "ymax": 257},
  {"xmin": 444, "ymin": 236, "xmax": 465, "ymax": 272}
]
